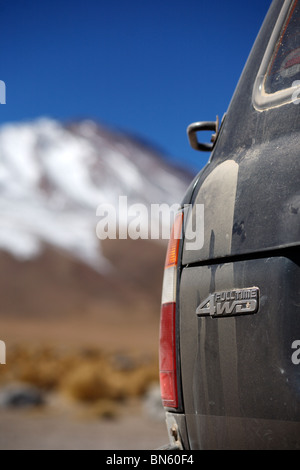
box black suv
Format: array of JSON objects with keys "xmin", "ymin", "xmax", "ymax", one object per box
[{"xmin": 159, "ymin": 0, "xmax": 300, "ymax": 450}]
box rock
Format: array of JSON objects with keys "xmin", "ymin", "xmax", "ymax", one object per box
[
  {"xmin": 0, "ymin": 383, "xmax": 45, "ymax": 408},
  {"xmin": 111, "ymin": 353, "xmax": 137, "ymax": 372}
]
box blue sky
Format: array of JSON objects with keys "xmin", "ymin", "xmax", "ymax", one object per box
[{"xmin": 0, "ymin": 0, "xmax": 272, "ymax": 172}]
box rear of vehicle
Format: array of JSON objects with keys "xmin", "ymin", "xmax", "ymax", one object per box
[{"xmin": 159, "ymin": 0, "xmax": 300, "ymax": 449}]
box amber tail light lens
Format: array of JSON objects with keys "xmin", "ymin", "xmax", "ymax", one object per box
[{"xmin": 159, "ymin": 211, "xmax": 183, "ymax": 408}]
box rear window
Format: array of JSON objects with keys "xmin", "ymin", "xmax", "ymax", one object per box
[{"xmin": 253, "ymin": 0, "xmax": 300, "ymax": 110}]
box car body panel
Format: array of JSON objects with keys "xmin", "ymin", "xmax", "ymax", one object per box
[
  {"xmin": 160, "ymin": 0, "xmax": 300, "ymax": 450},
  {"xmin": 179, "ymin": 256, "xmax": 300, "ymax": 449},
  {"xmin": 182, "ymin": 135, "xmax": 300, "ymax": 265}
]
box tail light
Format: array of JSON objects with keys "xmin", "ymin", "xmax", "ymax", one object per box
[{"xmin": 159, "ymin": 211, "xmax": 183, "ymax": 408}]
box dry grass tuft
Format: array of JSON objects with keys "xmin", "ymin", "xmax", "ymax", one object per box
[{"xmin": 0, "ymin": 345, "xmax": 159, "ymax": 410}]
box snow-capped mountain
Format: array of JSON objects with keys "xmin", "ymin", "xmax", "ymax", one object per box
[{"xmin": 0, "ymin": 118, "xmax": 192, "ymax": 271}]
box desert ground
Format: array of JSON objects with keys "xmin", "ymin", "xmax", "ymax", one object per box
[
  {"xmin": 0, "ymin": 397, "xmax": 167, "ymax": 450},
  {"xmin": 0, "ymin": 307, "xmax": 168, "ymax": 450},
  {"xmin": 0, "ymin": 235, "xmax": 172, "ymax": 450}
]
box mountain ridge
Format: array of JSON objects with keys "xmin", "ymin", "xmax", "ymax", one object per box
[
  {"xmin": 0, "ymin": 118, "xmax": 193, "ymax": 349},
  {"xmin": 0, "ymin": 117, "xmax": 192, "ymax": 270}
]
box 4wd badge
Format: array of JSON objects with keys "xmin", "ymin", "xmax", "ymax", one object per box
[{"xmin": 196, "ymin": 287, "xmax": 259, "ymax": 318}]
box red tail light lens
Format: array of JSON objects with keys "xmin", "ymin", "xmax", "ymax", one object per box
[
  {"xmin": 159, "ymin": 302, "xmax": 177, "ymax": 407},
  {"xmin": 159, "ymin": 211, "xmax": 183, "ymax": 408}
]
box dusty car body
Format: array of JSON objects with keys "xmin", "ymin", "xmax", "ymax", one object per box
[{"xmin": 159, "ymin": 0, "xmax": 300, "ymax": 450}]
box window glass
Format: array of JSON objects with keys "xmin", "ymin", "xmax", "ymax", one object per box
[
  {"xmin": 253, "ymin": 0, "xmax": 300, "ymax": 110},
  {"xmin": 265, "ymin": 0, "xmax": 300, "ymax": 94}
]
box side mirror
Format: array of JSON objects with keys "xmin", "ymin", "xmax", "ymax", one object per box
[{"xmin": 187, "ymin": 116, "xmax": 219, "ymax": 152}]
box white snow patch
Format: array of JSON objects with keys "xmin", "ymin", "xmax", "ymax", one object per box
[{"xmin": 0, "ymin": 117, "xmax": 190, "ymax": 270}]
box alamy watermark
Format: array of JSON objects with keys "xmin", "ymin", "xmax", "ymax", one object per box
[
  {"xmin": 0, "ymin": 340, "xmax": 6, "ymax": 364},
  {"xmin": 291, "ymin": 340, "xmax": 300, "ymax": 365},
  {"xmin": 96, "ymin": 196, "xmax": 204, "ymax": 250},
  {"xmin": 0, "ymin": 80, "xmax": 6, "ymax": 104},
  {"xmin": 292, "ymin": 80, "xmax": 300, "ymax": 104}
]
